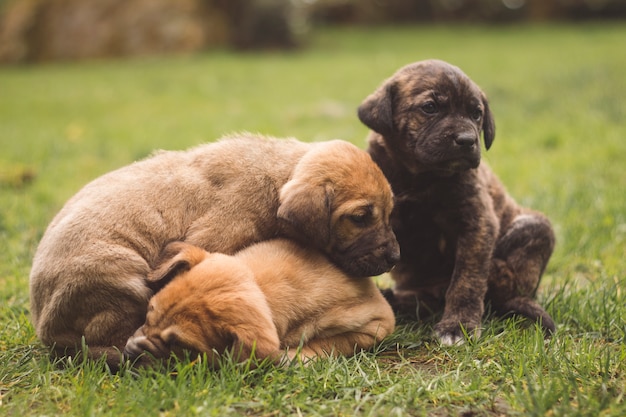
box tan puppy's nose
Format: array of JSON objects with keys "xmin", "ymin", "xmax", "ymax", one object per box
[{"xmin": 386, "ymin": 241, "xmax": 401, "ymax": 266}]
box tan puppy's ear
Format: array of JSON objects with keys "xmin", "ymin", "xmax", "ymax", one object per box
[
  {"xmin": 358, "ymin": 82, "xmax": 395, "ymax": 136},
  {"xmin": 160, "ymin": 296, "xmax": 280, "ymax": 365},
  {"xmin": 224, "ymin": 314, "xmax": 281, "ymax": 363},
  {"xmin": 277, "ymin": 180, "xmax": 333, "ymax": 248},
  {"xmin": 481, "ymin": 94, "xmax": 496, "ymax": 150},
  {"xmin": 160, "ymin": 320, "xmax": 281, "ymax": 366},
  {"xmin": 147, "ymin": 242, "xmax": 207, "ymax": 291},
  {"xmin": 229, "ymin": 329, "xmax": 281, "ymax": 363}
]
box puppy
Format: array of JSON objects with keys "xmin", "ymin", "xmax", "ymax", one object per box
[
  {"xmin": 358, "ymin": 59, "xmax": 555, "ymax": 344},
  {"xmin": 30, "ymin": 133, "xmax": 399, "ymax": 368},
  {"xmin": 123, "ymin": 240, "xmax": 396, "ymax": 365}
]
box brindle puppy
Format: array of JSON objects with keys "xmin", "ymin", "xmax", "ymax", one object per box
[{"xmin": 358, "ymin": 59, "xmax": 555, "ymax": 344}]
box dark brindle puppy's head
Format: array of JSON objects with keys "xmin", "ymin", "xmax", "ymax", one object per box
[
  {"xmin": 277, "ymin": 140, "xmax": 400, "ymax": 278},
  {"xmin": 358, "ymin": 59, "xmax": 495, "ymax": 174}
]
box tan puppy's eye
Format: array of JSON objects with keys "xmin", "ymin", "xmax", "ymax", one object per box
[
  {"xmin": 348, "ymin": 206, "xmax": 373, "ymax": 227},
  {"xmin": 349, "ymin": 213, "xmax": 367, "ymax": 225}
]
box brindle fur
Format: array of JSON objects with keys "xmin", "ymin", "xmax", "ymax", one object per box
[{"xmin": 358, "ymin": 59, "xmax": 555, "ymax": 344}]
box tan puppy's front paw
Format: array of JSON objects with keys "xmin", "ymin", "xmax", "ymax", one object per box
[
  {"xmin": 123, "ymin": 335, "xmax": 148, "ymax": 358},
  {"xmin": 124, "ymin": 327, "xmax": 171, "ymax": 359}
]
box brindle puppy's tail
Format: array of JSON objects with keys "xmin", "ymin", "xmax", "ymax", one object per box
[{"xmin": 497, "ymin": 296, "xmax": 556, "ymax": 335}]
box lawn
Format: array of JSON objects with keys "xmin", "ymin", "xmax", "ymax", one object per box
[{"xmin": 1, "ymin": 23, "xmax": 625, "ymax": 416}]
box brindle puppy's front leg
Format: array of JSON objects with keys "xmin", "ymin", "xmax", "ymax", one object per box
[{"xmin": 435, "ymin": 195, "xmax": 499, "ymax": 345}]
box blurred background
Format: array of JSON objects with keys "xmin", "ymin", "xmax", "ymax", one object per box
[
  {"xmin": 0, "ymin": 5, "xmax": 625, "ymax": 414},
  {"xmin": 1, "ymin": 0, "xmax": 625, "ymax": 63}
]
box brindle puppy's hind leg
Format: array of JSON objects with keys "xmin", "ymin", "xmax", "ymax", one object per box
[{"xmin": 486, "ymin": 213, "xmax": 556, "ymax": 334}]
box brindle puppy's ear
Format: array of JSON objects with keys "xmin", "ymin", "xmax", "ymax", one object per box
[
  {"xmin": 358, "ymin": 82, "xmax": 395, "ymax": 136},
  {"xmin": 277, "ymin": 180, "xmax": 333, "ymax": 249},
  {"xmin": 481, "ymin": 94, "xmax": 496, "ymax": 150},
  {"xmin": 146, "ymin": 242, "xmax": 206, "ymax": 292}
]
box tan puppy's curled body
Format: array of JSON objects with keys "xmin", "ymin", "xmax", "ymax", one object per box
[
  {"xmin": 124, "ymin": 240, "xmax": 396, "ymax": 365},
  {"xmin": 30, "ymin": 134, "xmax": 399, "ymax": 367}
]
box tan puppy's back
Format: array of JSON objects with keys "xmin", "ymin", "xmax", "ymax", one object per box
[{"xmin": 34, "ymin": 134, "xmax": 310, "ymax": 267}]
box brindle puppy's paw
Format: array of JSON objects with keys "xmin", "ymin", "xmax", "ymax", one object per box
[{"xmin": 434, "ymin": 319, "xmax": 482, "ymax": 346}]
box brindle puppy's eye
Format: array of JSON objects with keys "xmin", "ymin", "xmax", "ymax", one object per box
[
  {"xmin": 421, "ymin": 101, "xmax": 438, "ymax": 115},
  {"xmin": 471, "ymin": 108, "xmax": 483, "ymax": 121}
]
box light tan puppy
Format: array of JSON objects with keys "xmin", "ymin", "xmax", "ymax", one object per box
[
  {"xmin": 124, "ymin": 240, "xmax": 396, "ymax": 365},
  {"xmin": 30, "ymin": 133, "xmax": 400, "ymax": 368}
]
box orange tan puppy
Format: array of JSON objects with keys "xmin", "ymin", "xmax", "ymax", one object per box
[{"xmin": 124, "ymin": 240, "xmax": 396, "ymax": 366}]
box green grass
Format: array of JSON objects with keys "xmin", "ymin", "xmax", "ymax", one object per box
[{"xmin": 1, "ymin": 23, "xmax": 625, "ymax": 416}]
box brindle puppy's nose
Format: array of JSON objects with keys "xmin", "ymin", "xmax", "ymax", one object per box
[{"xmin": 454, "ymin": 132, "xmax": 476, "ymax": 148}]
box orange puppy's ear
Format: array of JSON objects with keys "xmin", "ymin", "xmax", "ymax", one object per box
[
  {"xmin": 147, "ymin": 242, "xmax": 207, "ymax": 291},
  {"xmin": 227, "ymin": 321, "xmax": 281, "ymax": 364},
  {"xmin": 218, "ymin": 294, "xmax": 281, "ymax": 363},
  {"xmin": 277, "ymin": 180, "xmax": 333, "ymax": 249}
]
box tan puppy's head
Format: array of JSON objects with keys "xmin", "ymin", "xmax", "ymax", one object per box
[
  {"xmin": 358, "ymin": 59, "xmax": 496, "ymax": 174},
  {"xmin": 277, "ymin": 140, "xmax": 400, "ymax": 278},
  {"xmin": 124, "ymin": 242, "xmax": 279, "ymax": 365}
]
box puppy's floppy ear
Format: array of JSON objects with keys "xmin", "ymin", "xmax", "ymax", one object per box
[
  {"xmin": 229, "ymin": 325, "xmax": 281, "ymax": 363},
  {"xmin": 481, "ymin": 94, "xmax": 496, "ymax": 150},
  {"xmin": 277, "ymin": 180, "xmax": 333, "ymax": 248},
  {"xmin": 147, "ymin": 242, "xmax": 206, "ymax": 291},
  {"xmin": 219, "ymin": 293, "xmax": 281, "ymax": 362},
  {"xmin": 358, "ymin": 82, "xmax": 395, "ymax": 135}
]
